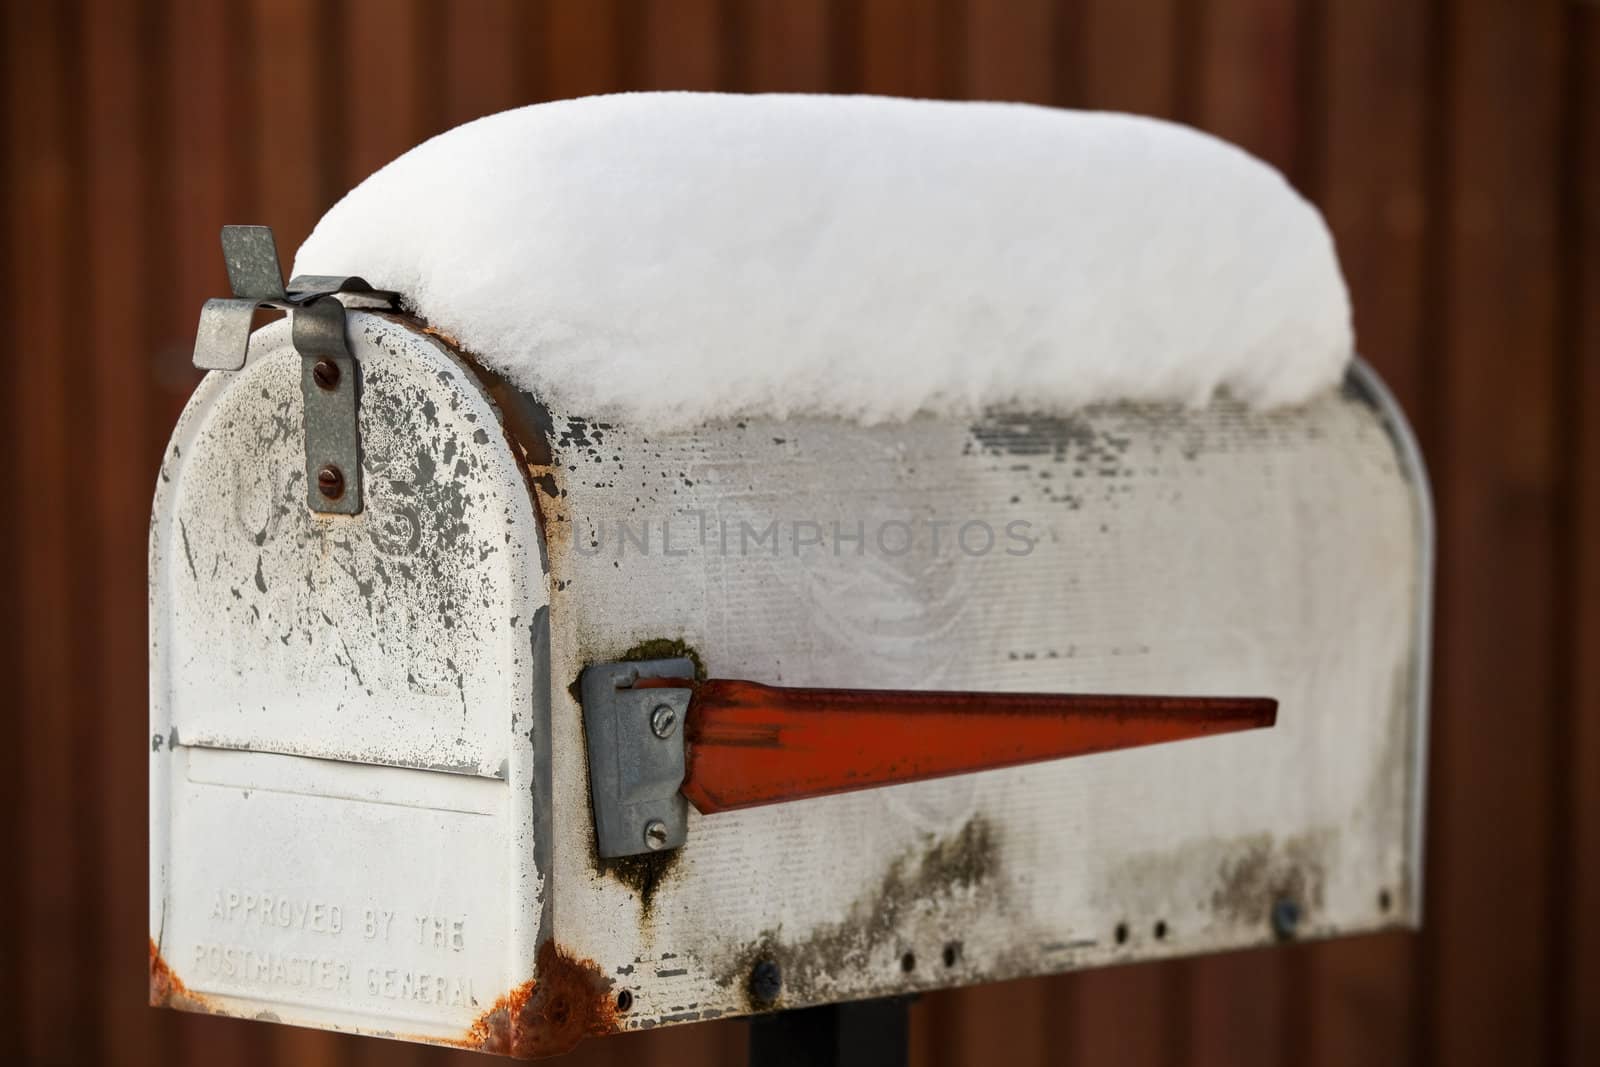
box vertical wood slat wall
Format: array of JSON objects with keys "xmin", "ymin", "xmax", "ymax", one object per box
[{"xmin": 1, "ymin": 1, "xmax": 1594, "ymax": 1064}]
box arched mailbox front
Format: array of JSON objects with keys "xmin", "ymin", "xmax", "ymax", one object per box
[
  {"xmin": 150, "ymin": 308, "xmax": 551, "ymax": 1043},
  {"xmin": 151, "ymin": 237, "xmax": 1431, "ymax": 1057}
]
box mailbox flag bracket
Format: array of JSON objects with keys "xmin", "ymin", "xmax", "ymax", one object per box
[
  {"xmin": 190, "ymin": 225, "xmax": 400, "ymax": 514},
  {"xmin": 581, "ymin": 657, "xmax": 696, "ymax": 860}
]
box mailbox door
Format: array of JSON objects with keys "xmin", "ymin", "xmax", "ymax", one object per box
[{"xmin": 149, "ymin": 313, "xmax": 550, "ymax": 1044}]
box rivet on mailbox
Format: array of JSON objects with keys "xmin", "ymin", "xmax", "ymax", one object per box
[{"xmin": 150, "ymin": 95, "xmax": 1432, "ymax": 1060}]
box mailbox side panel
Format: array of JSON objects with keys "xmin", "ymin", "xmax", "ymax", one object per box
[
  {"xmin": 536, "ymin": 373, "xmax": 1430, "ymax": 1029},
  {"xmin": 149, "ymin": 315, "xmax": 553, "ymax": 1048}
]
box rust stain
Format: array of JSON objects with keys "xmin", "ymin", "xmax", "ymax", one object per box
[
  {"xmin": 598, "ymin": 849, "xmax": 681, "ymax": 918},
  {"xmin": 617, "ymin": 637, "xmax": 707, "ymax": 680},
  {"xmin": 464, "ymin": 940, "xmax": 619, "ymax": 1059},
  {"xmin": 148, "ymin": 938, "xmax": 216, "ymax": 1013},
  {"xmin": 419, "ymin": 322, "xmax": 467, "ymax": 350},
  {"xmin": 151, "ymin": 932, "xmax": 615, "ymax": 1060}
]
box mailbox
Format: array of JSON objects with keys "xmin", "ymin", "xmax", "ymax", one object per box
[{"xmin": 150, "ymin": 96, "xmax": 1431, "ymax": 1059}]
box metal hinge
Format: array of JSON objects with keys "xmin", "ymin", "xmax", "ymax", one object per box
[
  {"xmin": 192, "ymin": 225, "xmax": 399, "ymax": 515},
  {"xmin": 581, "ymin": 658, "xmax": 695, "ymax": 859}
]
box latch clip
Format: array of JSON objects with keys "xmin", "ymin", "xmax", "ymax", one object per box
[{"xmin": 191, "ymin": 224, "xmax": 399, "ymax": 515}]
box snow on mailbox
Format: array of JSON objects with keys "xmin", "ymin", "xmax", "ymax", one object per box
[{"xmin": 149, "ymin": 95, "xmax": 1431, "ymax": 1057}]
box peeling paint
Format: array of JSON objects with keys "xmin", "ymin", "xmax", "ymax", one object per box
[
  {"xmin": 154, "ymin": 314, "xmax": 539, "ymax": 776},
  {"xmin": 716, "ymin": 815, "xmax": 1001, "ymax": 1009}
]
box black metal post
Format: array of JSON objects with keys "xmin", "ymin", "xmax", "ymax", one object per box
[{"xmin": 747, "ymin": 996, "xmax": 911, "ymax": 1067}]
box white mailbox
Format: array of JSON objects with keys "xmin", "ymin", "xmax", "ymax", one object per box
[{"xmin": 151, "ymin": 95, "xmax": 1432, "ymax": 1060}]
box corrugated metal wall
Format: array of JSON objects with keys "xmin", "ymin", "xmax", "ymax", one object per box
[{"xmin": 2, "ymin": 1, "xmax": 1596, "ymax": 1064}]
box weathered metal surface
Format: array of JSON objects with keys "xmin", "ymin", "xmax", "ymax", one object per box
[
  {"xmin": 151, "ymin": 313, "xmax": 552, "ymax": 1047},
  {"xmin": 192, "ymin": 298, "xmax": 260, "ymax": 372},
  {"xmin": 151, "ymin": 313, "xmax": 1431, "ymax": 1057},
  {"xmin": 533, "ymin": 354, "xmax": 1430, "ymax": 1036},
  {"xmin": 221, "ymin": 224, "xmax": 287, "ymax": 301}
]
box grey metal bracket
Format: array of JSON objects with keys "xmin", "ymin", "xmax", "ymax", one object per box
[
  {"xmin": 294, "ymin": 298, "xmax": 362, "ymax": 515},
  {"xmin": 581, "ymin": 657, "xmax": 695, "ymax": 859},
  {"xmin": 191, "ymin": 225, "xmax": 400, "ymax": 515}
]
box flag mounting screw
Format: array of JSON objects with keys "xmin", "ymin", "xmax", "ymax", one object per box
[{"xmin": 651, "ymin": 704, "xmax": 679, "ymax": 738}]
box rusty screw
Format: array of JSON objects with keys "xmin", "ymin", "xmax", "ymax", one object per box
[
  {"xmin": 650, "ymin": 703, "xmax": 678, "ymax": 739},
  {"xmin": 748, "ymin": 959, "xmax": 782, "ymax": 1005},
  {"xmin": 643, "ymin": 819, "xmax": 669, "ymax": 851},
  {"xmin": 312, "ymin": 358, "xmax": 340, "ymax": 391},
  {"xmin": 312, "ymin": 358, "xmax": 341, "ymax": 390},
  {"xmin": 317, "ymin": 464, "xmax": 346, "ymax": 501}
]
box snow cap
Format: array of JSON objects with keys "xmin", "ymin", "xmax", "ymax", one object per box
[{"xmin": 296, "ymin": 92, "xmax": 1352, "ymax": 429}]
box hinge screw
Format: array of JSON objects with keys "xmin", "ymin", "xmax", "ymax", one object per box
[
  {"xmin": 643, "ymin": 819, "xmax": 669, "ymax": 851},
  {"xmin": 650, "ymin": 703, "xmax": 678, "ymax": 739},
  {"xmin": 312, "ymin": 358, "xmax": 341, "ymax": 390},
  {"xmin": 316, "ymin": 464, "xmax": 346, "ymax": 501}
]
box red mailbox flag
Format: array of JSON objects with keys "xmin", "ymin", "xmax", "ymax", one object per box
[{"xmin": 630, "ymin": 676, "xmax": 1277, "ymax": 814}]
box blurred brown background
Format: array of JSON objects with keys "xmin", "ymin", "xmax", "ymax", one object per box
[{"xmin": 2, "ymin": 0, "xmax": 1597, "ymax": 1064}]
